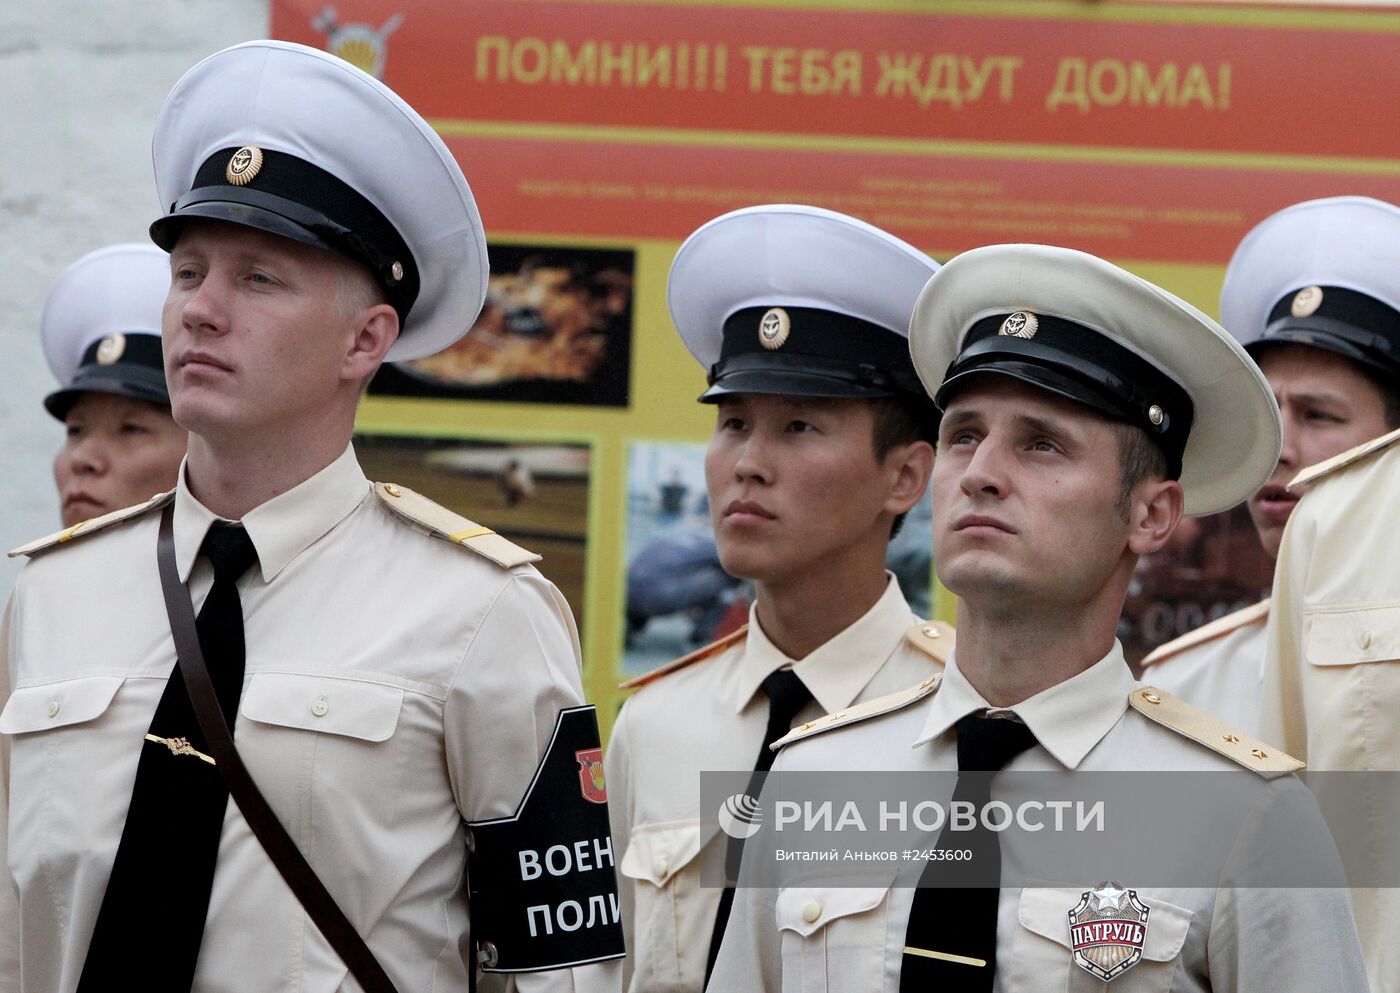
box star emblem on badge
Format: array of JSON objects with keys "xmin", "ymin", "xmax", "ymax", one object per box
[{"xmin": 1090, "ymin": 882, "xmax": 1127, "ymax": 913}]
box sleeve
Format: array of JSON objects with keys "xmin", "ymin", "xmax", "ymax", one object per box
[
  {"xmin": 707, "ymin": 748, "xmax": 787, "ymax": 993},
  {"xmin": 1258, "ymin": 494, "xmax": 1319, "ymax": 758},
  {"xmin": 1, "ymin": 592, "xmax": 21, "ymax": 993},
  {"xmin": 601, "ymin": 698, "xmax": 635, "ymax": 992},
  {"xmin": 443, "ymin": 569, "xmax": 623, "ymax": 993},
  {"xmin": 1206, "ymin": 777, "xmax": 1369, "ymax": 992}
]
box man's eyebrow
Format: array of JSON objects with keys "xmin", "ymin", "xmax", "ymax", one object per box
[
  {"xmin": 1016, "ymin": 412, "xmax": 1071, "ymax": 437},
  {"xmin": 940, "ymin": 408, "xmax": 983, "ymax": 430}
]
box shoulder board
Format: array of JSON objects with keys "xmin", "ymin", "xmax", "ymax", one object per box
[
  {"xmin": 618, "ymin": 625, "xmax": 748, "ymax": 690},
  {"xmin": 1140, "ymin": 600, "xmax": 1270, "ymax": 669},
  {"xmin": 1288, "ymin": 426, "xmax": 1400, "ymax": 492},
  {"xmin": 906, "ymin": 620, "xmax": 954, "ymax": 665},
  {"xmin": 374, "ymin": 482, "xmax": 540, "ymax": 569},
  {"xmin": 1129, "ymin": 686, "xmax": 1302, "ymax": 778},
  {"xmin": 8, "ymin": 490, "xmax": 174, "ymax": 559},
  {"xmin": 772, "ymin": 672, "xmax": 942, "ymax": 751}
]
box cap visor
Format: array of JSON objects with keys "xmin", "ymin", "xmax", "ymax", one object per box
[
  {"xmin": 44, "ymin": 379, "xmax": 171, "ymax": 421},
  {"xmin": 1246, "ymin": 326, "xmax": 1395, "ymax": 380},
  {"xmin": 699, "ymin": 367, "xmax": 907, "ymax": 402},
  {"xmin": 935, "ymin": 362, "xmax": 1131, "ymax": 422},
  {"xmin": 150, "ymin": 200, "xmax": 340, "ymax": 259}
]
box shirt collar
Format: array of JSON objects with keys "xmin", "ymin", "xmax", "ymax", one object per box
[
  {"xmin": 173, "ymin": 444, "xmax": 370, "ymax": 583},
  {"xmin": 732, "ymin": 573, "xmax": 918, "ymax": 714},
  {"xmin": 912, "ymin": 642, "xmax": 1136, "ymax": 769}
]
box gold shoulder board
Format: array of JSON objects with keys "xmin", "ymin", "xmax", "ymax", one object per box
[
  {"xmin": 1140, "ymin": 600, "xmax": 1270, "ymax": 669},
  {"xmin": 618, "ymin": 625, "xmax": 749, "ymax": 690},
  {"xmin": 1129, "ymin": 686, "xmax": 1302, "ymax": 779},
  {"xmin": 772, "ymin": 673, "xmax": 942, "ymax": 751},
  {"xmin": 8, "ymin": 490, "xmax": 175, "ymax": 558},
  {"xmin": 905, "ymin": 620, "xmax": 955, "ymax": 665},
  {"xmin": 1289, "ymin": 425, "xmax": 1400, "ymax": 492},
  {"xmin": 374, "ymin": 482, "xmax": 539, "ymax": 569}
]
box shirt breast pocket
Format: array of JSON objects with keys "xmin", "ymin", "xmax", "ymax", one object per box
[
  {"xmin": 776, "ymin": 886, "xmax": 890, "ymax": 993},
  {"xmin": 1007, "ymin": 886, "xmax": 1193, "ymax": 992},
  {"xmin": 238, "ymin": 671, "xmax": 408, "ymax": 824},
  {"xmin": 1305, "ymin": 607, "xmax": 1400, "ymax": 667},
  {"xmin": 618, "ymin": 818, "xmax": 711, "ymax": 992}
]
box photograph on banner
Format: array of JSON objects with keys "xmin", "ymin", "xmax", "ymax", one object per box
[
  {"xmin": 622, "ymin": 440, "xmax": 933, "ymax": 675},
  {"xmin": 370, "ymin": 243, "xmax": 635, "ymax": 407},
  {"xmin": 1119, "ymin": 504, "xmax": 1272, "ymax": 671},
  {"xmin": 355, "ymin": 434, "xmax": 591, "ymax": 636}
]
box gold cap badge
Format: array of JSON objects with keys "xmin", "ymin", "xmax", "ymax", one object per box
[
  {"xmin": 225, "ymin": 145, "xmax": 264, "ymax": 186},
  {"xmin": 759, "ymin": 307, "xmax": 791, "ymax": 350},
  {"xmin": 95, "ymin": 333, "xmax": 126, "ymax": 366},
  {"xmin": 999, "ymin": 311, "xmax": 1038, "ymax": 339},
  {"xmin": 1291, "ymin": 286, "xmax": 1323, "ymax": 318}
]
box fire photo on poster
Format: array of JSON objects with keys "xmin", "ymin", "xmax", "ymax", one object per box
[
  {"xmin": 355, "ymin": 434, "xmax": 592, "ymax": 638},
  {"xmin": 370, "ymin": 243, "xmax": 634, "ymax": 407},
  {"xmin": 621, "ymin": 441, "xmax": 934, "ymax": 676}
]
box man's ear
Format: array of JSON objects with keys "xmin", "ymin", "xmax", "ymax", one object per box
[
  {"xmin": 1125, "ymin": 478, "xmax": 1184, "ymax": 556},
  {"xmin": 342, "ymin": 303, "xmax": 400, "ymax": 384},
  {"xmin": 884, "ymin": 439, "xmax": 935, "ymax": 517}
]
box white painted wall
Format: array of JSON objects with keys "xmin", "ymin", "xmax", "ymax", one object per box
[{"xmin": 0, "ymin": 1, "xmax": 269, "ymax": 595}]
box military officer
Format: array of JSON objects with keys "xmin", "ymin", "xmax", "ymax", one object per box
[
  {"xmin": 1256, "ymin": 213, "xmax": 1400, "ymax": 993},
  {"xmin": 0, "ymin": 42, "xmax": 621, "ymax": 993},
  {"xmin": 1143, "ymin": 197, "xmax": 1400, "ymax": 734},
  {"xmin": 41, "ymin": 243, "xmax": 188, "ymax": 528},
  {"xmin": 710, "ymin": 243, "xmax": 1368, "ymax": 992},
  {"xmin": 603, "ymin": 204, "xmax": 953, "ymax": 993}
]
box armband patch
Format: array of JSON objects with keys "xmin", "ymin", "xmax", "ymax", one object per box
[{"xmin": 466, "ymin": 705, "xmax": 626, "ymax": 972}]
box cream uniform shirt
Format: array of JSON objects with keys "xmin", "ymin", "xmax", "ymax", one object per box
[
  {"xmin": 1260, "ymin": 427, "xmax": 1400, "ymax": 993},
  {"xmin": 1139, "ymin": 601, "xmax": 1269, "ymax": 737},
  {"xmin": 603, "ymin": 576, "xmax": 950, "ymax": 993},
  {"xmin": 711, "ymin": 646, "xmax": 1369, "ymax": 993},
  {"xmin": 0, "ymin": 446, "xmax": 621, "ymax": 993}
]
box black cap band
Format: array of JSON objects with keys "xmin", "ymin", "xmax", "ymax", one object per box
[
  {"xmin": 702, "ymin": 306, "xmax": 925, "ymax": 402},
  {"xmin": 1250, "ymin": 286, "xmax": 1400, "ymax": 382},
  {"xmin": 44, "ymin": 332, "xmax": 170, "ymax": 420},
  {"xmin": 936, "ymin": 313, "xmax": 1194, "ymax": 479},
  {"xmin": 149, "ymin": 147, "xmax": 419, "ymax": 324}
]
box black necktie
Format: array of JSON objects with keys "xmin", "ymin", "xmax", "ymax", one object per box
[
  {"xmin": 79, "ymin": 525, "xmax": 258, "ymax": 993},
  {"xmin": 705, "ymin": 668, "xmax": 814, "ymax": 983},
  {"xmin": 901, "ymin": 714, "xmax": 1038, "ymax": 992}
]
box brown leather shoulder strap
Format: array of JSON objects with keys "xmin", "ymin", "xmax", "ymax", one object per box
[{"xmin": 157, "ymin": 507, "xmax": 400, "ymax": 993}]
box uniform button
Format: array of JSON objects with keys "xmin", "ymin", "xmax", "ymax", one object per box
[
  {"xmin": 921, "ymin": 625, "xmax": 941, "ymax": 638},
  {"xmin": 1142, "ymin": 691, "xmax": 1162, "ymax": 705},
  {"xmin": 653, "ymin": 856, "xmax": 669, "ymax": 877},
  {"xmin": 46, "ymin": 700, "xmax": 60, "ymax": 718},
  {"xmin": 802, "ymin": 900, "xmax": 822, "ymax": 923},
  {"xmin": 311, "ymin": 696, "xmax": 329, "ymax": 717},
  {"xmin": 384, "ymin": 484, "xmax": 402, "ymax": 498}
]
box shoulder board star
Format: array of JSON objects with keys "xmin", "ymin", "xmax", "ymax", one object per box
[
  {"xmin": 1129, "ymin": 686, "xmax": 1302, "ymax": 778},
  {"xmin": 1288, "ymin": 425, "xmax": 1400, "ymax": 493},
  {"xmin": 770, "ymin": 673, "xmax": 942, "ymax": 751},
  {"xmin": 618, "ymin": 625, "xmax": 749, "ymax": 690},
  {"xmin": 905, "ymin": 619, "xmax": 955, "ymax": 665},
  {"xmin": 8, "ymin": 490, "xmax": 174, "ymax": 558},
  {"xmin": 374, "ymin": 482, "xmax": 539, "ymax": 568},
  {"xmin": 1140, "ymin": 600, "xmax": 1269, "ymax": 669}
]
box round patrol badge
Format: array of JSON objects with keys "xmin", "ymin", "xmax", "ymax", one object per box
[
  {"xmin": 759, "ymin": 307, "xmax": 791, "ymax": 350},
  {"xmin": 225, "ymin": 145, "xmax": 264, "ymax": 186},
  {"xmin": 999, "ymin": 311, "xmax": 1039, "ymax": 339},
  {"xmin": 1290, "ymin": 285, "xmax": 1324, "ymax": 318},
  {"xmin": 95, "ymin": 332, "xmax": 126, "ymax": 366}
]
